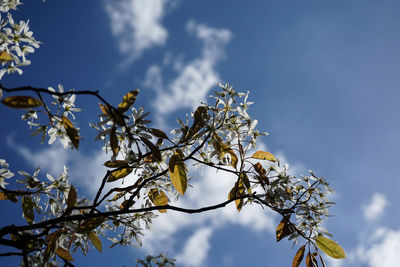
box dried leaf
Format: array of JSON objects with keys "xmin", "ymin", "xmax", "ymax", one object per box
[
  {"xmin": 55, "ymin": 247, "xmax": 74, "ymax": 261},
  {"xmin": 61, "ymin": 116, "xmax": 81, "ymax": 149},
  {"xmin": 118, "ymin": 89, "xmax": 139, "ymax": 112},
  {"xmin": 148, "ymin": 188, "xmax": 168, "ymax": 213},
  {"xmin": 89, "ymin": 231, "xmax": 102, "ymax": 253},
  {"xmin": 107, "ymin": 167, "xmax": 133, "ymax": 182},
  {"xmin": 169, "ymin": 153, "xmax": 187, "ymax": 196},
  {"xmin": 292, "ymin": 245, "xmax": 306, "ymax": 267},
  {"xmin": 315, "ymin": 235, "xmax": 346, "ymax": 259},
  {"xmin": 251, "ymin": 151, "xmax": 276, "ymax": 162},
  {"xmin": 306, "ymin": 252, "xmax": 318, "ymax": 267},
  {"xmin": 22, "ymin": 196, "xmax": 34, "ymax": 225},
  {"xmin": 77, "ymin": 217, "xmax": 105, "ymax": 233},
  {"xmin": 2, "ymin": 96, "xmax": 42, "ymax": 109},
  {"xmin": 0, "ymin": 192, "xmax": 18, "ymax": 202},
  {"xmin": 212, "ymin": 134, "xmax": 238, "ymax": 168},
  {"xmin": 228, "ymin": 177, "xmax": 245, "ymax": 212},
  {"xmin": 98, "ymin": 102, "xmax": 110, "ymax": 114}
]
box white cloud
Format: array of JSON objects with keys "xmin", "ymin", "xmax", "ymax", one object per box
[
  {"xmin": 105, "ymin": 0, "xmax": 170, "ymax": 64},
  {"xmin": 146, "ymin": 20, "xmax": 232, "ymax": 117},
  {"xmin": 356, "ymin": 227, "xmax": 400, "ymax": 267},
  {"xmin": 362, "ymin": 192, "xmax": 388, "ymax": 221},
  {"xmin": 176, "ymin": 227, "xmax": 213, "ymax": 267}
]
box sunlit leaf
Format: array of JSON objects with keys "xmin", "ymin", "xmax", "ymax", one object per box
[
  {"xmin": 148, "ymin": 188, "xmax": 168, "ymax": 213},
  {"xmin": 103, "ymin": 160, "xmax": 129, "ymax": 168},
  {"xmin": 61, "ymin": 116, "xmax": 81, "ymax": 149},
  {"xmin": 228, "ymin": 177, "xmax": 245, "ymax": 212},
  {"xmin": 120, "ymin": 199, "xmax": 134, "ymax": 210},
  {"xmin": 315, "ymin": 235, "xmax": 346, "ymax": 259},
  {"xmin": 118, "ymin": 89, "xmax": 139, "ymax": 112},
  {"xmin": 141, "ymin": 137, "xmax": 161, "ymax": 162},
  {"xmin": 55, "ymin": 248, "xmax": 74, "ymax": 261},
  {"xmin": 292, "ymin": 245, "xmax": 306, "ymax": 267},
  {"xmin": 22, "ymin": 196, "xmax": 34, "ymax": 225},
  {"xmin": 168, "ymin": 153, "xmax": 187, "ymax": 196},
  {"xmin": 276, "ymin": 216, "xmax": 294, "ymax": 242},
  {"xmin": 110, "ymin": 126, "xmax": 119, "ymax": 156},
  {"xmin": 306, "ymin": 252, "xmax": 318, "ymax": 267},
  {"xmin": 98, "ymin": 102, "xmax": 110, "ymax": 114},
  {"xmin": 2, "ymin": 96, "xmax": 42, "ymax": 109},
  {"xmin": 0, "ymin": 50, "xmax": 12, "ymax": 62},
  {"xmin": 107, "ymin": 167, "xmax": 133, "ymax": 182},
  {"xmin": 66, "ymin": 185, "xmax": 77, "ymax": 214},
  {"xmin": 212, "ymin": 134, "xmax": 238, "ymax": 168},
  {"xmin": 89, "ymin": 231, "xmax": 102, "ymax": 253},
  {"xmin": 251, "ymin": 151, "xmax": 276, "ymax": 162}
]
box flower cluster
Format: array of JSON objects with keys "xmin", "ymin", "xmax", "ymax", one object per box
[{"xmin": 0, "ymin": 0, "xmax": 41, "ymax": 79}]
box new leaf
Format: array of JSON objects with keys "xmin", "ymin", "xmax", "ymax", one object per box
[
  {"xmin": 168, "ymin": 153, "xmax": 187, "ymax": 196},
  {"xmin": 315, "ymin": 235, "xmax": 346, "ymax": 259},
  {"xmin": 2, "ymin": 96, "xmax": 42, "ymax": 109}
]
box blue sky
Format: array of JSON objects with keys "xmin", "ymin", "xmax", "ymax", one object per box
[{"xmin": 1, "ymin": 0, "xmax": 400, "ymax": 266}]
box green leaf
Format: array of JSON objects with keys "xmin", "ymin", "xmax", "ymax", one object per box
[
  {"xmin": 315, "ymin": 235, "xmax": 346, "ymax": 259},
  {"xmin": 89, "ymin": 231, "xmax": 102, "ymax": 253},
  {"xmin": 148, "ymin": 188, "xmax": 168, "ymax": 213},
  {"xmin": 61, "ymin": 116, "xmax": 81, "ymax": 149},
  {"xmin": 55, "ymin": 247, "xmax": 74, "ymax": 261},
  {"xmin": 276, "ymin": 216, "xmax": 294, "ymax": 242},
  {"xmin": 169, "ymin": 153, "xmax": 187, "ymax": 196},
  {"xmin": 107, "ymin": 167, "xmax": 133, "ymax": 182},
  {"xmin": 292, "ymin": 245, "xmax": 306, "ymax": 267},
  {"xmin": 2, "ymin": 96, "xmax": 42, "ymax": 109},
  {"xmin": 22, "ymin": 196, "xmax": 34, "ymax": 225},
  {"xmin": 118, "ymin": 89, "xmax": 139, "ymax": 112},
  {"xmin": 251, "ymin": 151, "xmax": 276, "ymax": 162}
]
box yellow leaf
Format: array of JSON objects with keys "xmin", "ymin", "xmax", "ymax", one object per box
[
  {"xmin": 55, "ymin": 248, "xmax": 74, "ymax": 261},
  {"xmin": 61, "ymin": 116, "xmax": 81, "ymax": 149},
  {"xmin": 148, "ymin": 188, "xmax": 168, "ymax": 213},
  {"xmin": 66, "ymin": 185, "xmax": 77, "ymax": 213},
  {"xmin": 169, "ymin": 153, "xmax": 187, "ymax": 196},
  {"xmin": 228, "ymin": 178, "xmax": 245, "ymax": 212},
  {"xmin": 251, "ymin": 151, "xmax": 276, "ymax": 162},
  {"xmin": 0, "ymin": 50, "xmax": 12, "ymax": 62},
  {"xmin": 2, "ymin": 96, "xmax": 42, "ymax": 109},
  {"xmin": 212, "ymin": 134, "xmax": 238, "ymax": 168},
  {"xmin": 103, "ymin": 160, "xmax": 129, "ymax": 168},
  {"xmin": 98, "ymin": 102, "xmax": 110, "ymax": 114},
  {"xmin": 276, "ymin": 216, "xmax": 294, "ymax": 242},
  {"xmin": 110, "ymin": 126, "xmax": 119, "ymax": 156},
  {"xmin": 107, "ymin": 167, "xmax": 133, "ymax": 182},
  {"xmin": 22, "ymin": 196, "xmax": 34, "ymax": 225},
  {"xmin": 118, "ymin": 89, "xmax": 139, "ymax": 112},
  {"xmin": 316, "ymin": 235, "xmax": 346, "ymax": 259},
  {"xmin": 292, "ymin": 245, "xmax": 306, "ymax": 267},
  {"xmin": 89, "ymin": 231, "xmax": 102, "ymax": 253}
]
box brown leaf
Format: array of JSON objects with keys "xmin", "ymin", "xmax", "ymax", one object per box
[
  {"xmin": 141, "ymin": 137, "xmax": 161, "ymax": 162},
  {"xmin": 66, "ymin": 185, "xmax": 77, "ymax": 214},
  {"xmin": 98, "ymin": 102, "xmax": 110, "ymax": 114},
  {"xmin": 55, "ymin": 247, "xmax": 74, "ymax": 261},
  {"xmin": 149, "ymin": 128, "xmax": 169, "ymax": 140},
  {"xmin": 77, "ymin": 217, "xmax": 105, "ymax": 233},
  {"xmin": 292, "ymin": 245, "xmax": 306, "ymax": 267},
  {"xmin": 22, "ymin": 196, "xmax": 34, "ymax": 225},
  {"xmin": 0, "ymin": 192, "xmax": 18, "ymax": 202},
  {"xmin": 228, "ymin": 177, "xmax": 246, "ymax": 212},
  {"xmin": 2, "ymin": 96, "xmax": 42, "ymax": 109},
  {"xmin": 103, "ymin": 160, "xmax": 129, "ymax": 168},
  {"xmin": 168, "ymin": 153, "xmax": 187, "ymax": 196},
  {"xmin": 306, "ymin": 252, "xmax": 318, "ymax": 267}
]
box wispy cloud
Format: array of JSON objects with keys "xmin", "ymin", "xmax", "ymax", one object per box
[
  {"xmin": 104, "ymin": 0, "xmax": 171, "ymax": 64},
  {"xmin": 145, "ymin": 20, "xmax": 232, "ymax": 119},
  {"xmin": 362, "ymin": 192, "xmax": 388, "ymax": 221}
]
